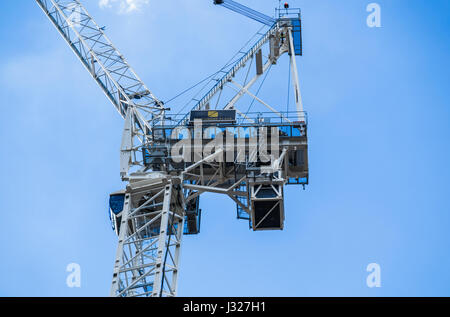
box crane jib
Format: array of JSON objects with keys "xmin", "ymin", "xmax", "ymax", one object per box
[{"xmin": 35, "ymin": 0, "xmax": 162, "ymax": 135}]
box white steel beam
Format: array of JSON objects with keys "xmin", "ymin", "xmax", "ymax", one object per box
[{"xmin": 287, "ymin": 28, "xmax": 305, "ymax": 121}]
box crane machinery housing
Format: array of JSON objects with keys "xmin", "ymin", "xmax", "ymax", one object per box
[{"xmin": 36, "ymin": 0, "xmax": 309, "ymax": 297}]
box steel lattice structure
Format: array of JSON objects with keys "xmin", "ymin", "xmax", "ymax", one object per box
[{"xmin": 37, "ymin": 0, "xmax": 309, "ymax": 297}]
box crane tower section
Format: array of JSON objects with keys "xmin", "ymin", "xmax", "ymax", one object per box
[{"xmin": 37, "ymin": 0, "xmax": 308, "ymax": 297}]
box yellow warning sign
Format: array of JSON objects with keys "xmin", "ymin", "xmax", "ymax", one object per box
[{"xmin": 208, "ymin": 111, "xmax": 219, "ymax": 118}]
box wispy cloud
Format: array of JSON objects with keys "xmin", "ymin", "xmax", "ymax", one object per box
[{"xmin": 99, "ymin": 0, "xmax": 149, "ymax": 14}]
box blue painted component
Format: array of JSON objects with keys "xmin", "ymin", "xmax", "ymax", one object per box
[
  {"xmin": 291, "ymin": 18, "xmax": 302, "ymax": 56},
  {"xmin": 143, "ymin": 147, "xmax": 151, "ymax": 165},
  {"xmin": 236, "ymin": 183, "xmax": 250, "ymax": 221},
  {"xmin": 109, "ymin": 194, "xmax": 125, "ymax": 215}
]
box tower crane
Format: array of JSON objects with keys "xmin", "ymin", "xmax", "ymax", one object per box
[{"xmin": 36, "ymin": 0, "xmax": 309, "ymax": 297}]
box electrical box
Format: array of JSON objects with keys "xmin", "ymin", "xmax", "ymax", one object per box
[{"xmin": 250, "ymin": 184, "xmax": 285, "ymax": 231}]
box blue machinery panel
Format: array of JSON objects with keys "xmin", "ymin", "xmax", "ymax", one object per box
[
  {"xmin": 291, "ymin": 18, "xmax": 302, "ymax": 56},
  {"xmin": 110, "ymin": 194, "xmax": 125, "ymax": 215}
]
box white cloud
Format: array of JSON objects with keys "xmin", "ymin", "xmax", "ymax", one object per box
[{"xmin": 99, "ymin": 0, "xmax": 149, "ymax": 14}]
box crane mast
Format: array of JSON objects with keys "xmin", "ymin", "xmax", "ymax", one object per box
[{"xmin": 37, "ymin": 0, "xmax": 309, "ymax": 297}]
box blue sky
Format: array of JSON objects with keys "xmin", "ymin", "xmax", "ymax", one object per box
[{"xmin": 0, "ymin": 0, "xmax": 449, "ymax": 297}]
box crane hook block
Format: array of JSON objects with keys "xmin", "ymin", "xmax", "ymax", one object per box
[
  {"xmin": 284, "ymin": 3, "xmax": 289, "ymax": 9},
  {"xmin": 214, "ymin": 0, "xmax": 224, "ymax": 4}
]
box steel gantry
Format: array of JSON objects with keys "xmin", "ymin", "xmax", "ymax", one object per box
[{"xmin": 36, "ymin": 0, "xmax": 309, "ymax": 297}]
